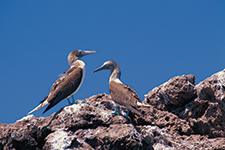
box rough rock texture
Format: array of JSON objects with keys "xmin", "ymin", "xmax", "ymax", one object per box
[
  {"xmin": 144, "ymin": 74, "xmax": 197, "ymax": 111},
  {"xmin": 144, "ymin": 69, "xmax": 225, "ymax": 138},
  {"xmin": 1, "ymin": 69, "xmax": 225, "ymax": 149}
]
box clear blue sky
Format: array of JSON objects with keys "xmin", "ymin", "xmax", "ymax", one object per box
[{"xmin": 0, "ymin": 1, "xmax": 224, "ymax": 123}]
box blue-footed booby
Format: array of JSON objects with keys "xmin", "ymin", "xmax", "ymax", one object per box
[
  {"xmin": 93, "ymin": 60, "xmax": 150, "ymax": 117},
  {"xmin": 28, "ymin": 50, "xmax": 97, "ymax": 114}
]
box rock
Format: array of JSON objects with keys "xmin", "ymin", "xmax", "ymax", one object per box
[
  {"xmin": 143, "ymin": 69, "xmax": 225, "ymax": 138},
  {"xmin": 185, "ymin": 69, "xmax": 225, "ymax": 137},
  {"xmin": 1, "ymin": 70, "xmax": 225, "ymax": 149},
  {"xmin": 44, "ymin": 124, "xmax": 152, "ymax": 150},
  {"xmin": 143, "ymin": 74, "xmax": 197, "ymax": 112},
  {"xmin": 195, "ymin": 69, "xmax": 225, "ymax": 101},
  {"xmin": 0, "ymin": 102, "xmax": 153, "ymax": 150},
  {"xmin": 44, "ymin": 103, "xmax": 152, "ymax": 149},
  {"xmin": 133, "ymin": 107, "xmax": 193, "ymax": 136},
  {"xmin": 139, "ymin": 125, "xmax": 225, "ymax": 149},
  {"xmin": 0, "ymin": 114, "xmax": 53, "ymax": 150}
]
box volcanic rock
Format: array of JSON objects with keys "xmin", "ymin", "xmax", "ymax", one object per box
[
  {"xmin": 1, "ymin": 69, "xmax": 225, "ymax": 149},
  {"xmin": 144, "ymin": 74, "xmax": 197, "ymax": 111},
  {"xmin": 144, "ymin": 69, "xmax": 225, "ymax": 138}
]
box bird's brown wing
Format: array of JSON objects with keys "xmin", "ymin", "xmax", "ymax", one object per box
[
  {"xmin": 39, "ymin": 66, "xmax": 78, "ymax": 104},
  {"xmin": 109, "ymin": 81, "xmax": 142, "ymax": 116},
  {"xmin": 42, "ymin": 66, "xmax": 83, "ymax": 113},
  {"xmin": 122, "ymin": 84, "xmax": 142, "ymax": 103}
]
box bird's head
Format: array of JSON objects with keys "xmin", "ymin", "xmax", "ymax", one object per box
[
  {"xmin": 68, "ymin": 50, "xmax": 97, "ymax": 66},
  {"xmin": 93, "ymin": 60, "xmax": 119, "ymax": 73}
]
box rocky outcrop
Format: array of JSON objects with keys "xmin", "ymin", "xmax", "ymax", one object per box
[
  {"xmin": 143, "ymin": 74, "xmax": 197, "ymax": 111},
  {"xmin": 0, "ymin": 99, "xmax": 152, "ymax": 150},
  {"xmin": 144, "ymin": 69, "xmax": 225, "ymax": 138},
  {"xmin": 1, "ymin": 69, "xmax": 225, "ymax": 149}
]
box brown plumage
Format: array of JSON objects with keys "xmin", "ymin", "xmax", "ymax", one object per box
[
  {"xmin": 93, "ymin": 60, "xmax": 150, "ymax": 117},
  {"xmin": 28, "ymin": 50, "xmax": 96, "ymax": 114},
  {"xmin": 109, "ymin": 81, "xmax": 143, "ymax": 116},
  {"xmin": 41, "ymin": 65, "xmax": 83, "ymax": 114}
]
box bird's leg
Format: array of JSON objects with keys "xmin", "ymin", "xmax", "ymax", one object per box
[
  {"xmin": 106, "ymin": 105, "xmax": 120, "ymax": 115},
  {"xmin": 67, "ymin": 98, "xmax": 72, "ymax": 105},
  {"xmin": 114, "ymin": 106, "xmax": 118, "ymax": 113},
  {"xmin": 125, "ymin": 109, "xmax": 130, "ymax": 118},
  {"xmin": 72, "ymin": 95, "xmax": 75, "ymax": 104}
]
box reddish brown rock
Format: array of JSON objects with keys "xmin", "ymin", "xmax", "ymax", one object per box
[
  {"xmin": 143, "ymin": 74, "xmax": 197, "ymax": 111},
  {"xmin": 139, "ymin": 125, "xmax": 225, "ymax": 149},
  {"xmin": 0, "ymin": 102, "xmax": 152, "ymax": 150},
  {"xmin": 1, "ymin": 70, "xmax": 225, "ymax": 149},
  {"xmin": 143, "ymin": 69, "xmax": 225, "ymax": 138},
  {"xmin": 184, "ymin": 69, "xmax": 225, "ymax": 137},
  {"xmin": 44, "ymin": 123, "xmax": 152, "ymax": 150},
  {"xmin": 132, "ymin": 106, "xmax": 193, "ymax": 136},
  {"xmin": 0, "ymin": 114, "xmax": 53, "ymax": 150},
  {"xmin": 195, "ymin": 69, "xmax": 225, "ymax": 101}
]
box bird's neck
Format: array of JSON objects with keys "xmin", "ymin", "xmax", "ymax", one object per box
[
  {"xmin": 68, "ymin": 56, "xmax": 79, "ymax": 67},
  {"xmin": 70, "ymin": 60, "xmax": 85, "ymax": 69},
  {"xmin": 109, "ymin": 68, "xmax": 122, "ymax": 83}
]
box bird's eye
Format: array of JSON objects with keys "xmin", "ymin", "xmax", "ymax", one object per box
[{"xmin": 76, "ymin": 51, "xmax": 82, "ymax": 57}]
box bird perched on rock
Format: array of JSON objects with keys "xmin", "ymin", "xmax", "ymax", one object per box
[
  {"xmin": 28, "ymin": 50, "xmax": 97, "ymax": 114},
  {"xmin": 93, "ymin": 60, "xmax": 150, "ymax": 117}
]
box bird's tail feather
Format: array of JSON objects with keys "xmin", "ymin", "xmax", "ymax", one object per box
[
  {"xmin": 28, "ymin": 100, "xmax": 49, "ymax": 114},
  {"xmin": 127, "ymin": 106, "xmax": 143, "ymax": 116}
]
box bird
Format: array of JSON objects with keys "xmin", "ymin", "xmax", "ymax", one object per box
[
  {"xmin": 93, "ymin": 60, "xmax": 150, "ymax": 117},
  {"xmin": 28, "ymin": 50, "xmax": 97, "ymax": 114}
]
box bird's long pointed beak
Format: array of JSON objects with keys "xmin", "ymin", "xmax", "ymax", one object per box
[
  {"xmin": 93, "ymin": 65, "xmax": 105, "ymax": 73},
  {"xmin": 82, "ymin": 50, "xmax": 97, "ymax": 56}
]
